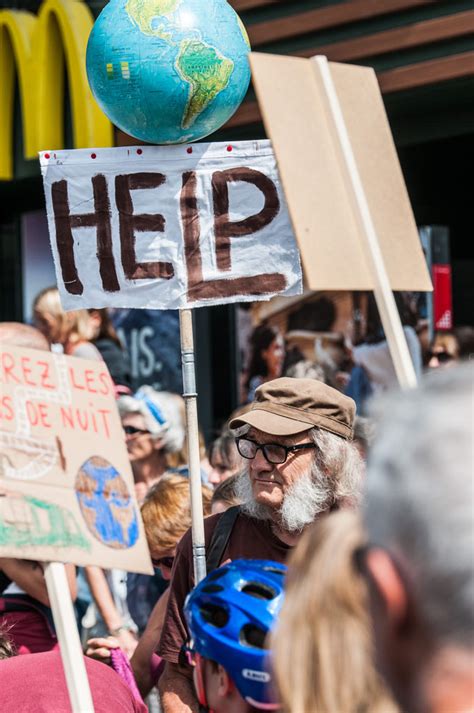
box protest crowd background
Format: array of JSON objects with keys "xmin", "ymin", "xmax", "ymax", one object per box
[
  {"xmin": 1, "ymin": 1, "xmax": 473, "ymax": 712},
  {"xmin": 1, "ymin": 287, "xmax": 472, "ymax": 712}
]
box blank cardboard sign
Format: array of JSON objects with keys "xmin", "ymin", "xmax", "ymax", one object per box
[{"xmin": 249, "ymin": 52, "xmax": 432, "ymax": 292}]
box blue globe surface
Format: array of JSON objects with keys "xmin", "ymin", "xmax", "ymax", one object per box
[
  {"xmin": 86, "ymin": 0, "xmax": 251, "ymax": 144},
  {"xmin": 75, "ymin": 456, "xmax": 139, "ymax": 549}
]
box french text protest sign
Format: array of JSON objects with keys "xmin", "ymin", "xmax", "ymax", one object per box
[
  {"xmin": 40, "ymin": 140, "xmax": 302, "ymax": 311},
  {"xmin": 0, "ymin": 345, "xmax": 152, "ymax": 573}
]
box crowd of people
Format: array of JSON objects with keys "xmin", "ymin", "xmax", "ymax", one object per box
[
  {"xmin": 0, "ymin": 287, "xmax": 472, "ymax": 713},
  {"xmin": 240, "ymin": 293, "xmax": 473, "ymax": 413}
]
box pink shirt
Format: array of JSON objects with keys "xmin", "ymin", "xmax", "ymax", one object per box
[{"xmin": 0, "ymin": 650, "xmax": 148, "ymax": 712}]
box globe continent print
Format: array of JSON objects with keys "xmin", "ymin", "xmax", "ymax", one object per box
[
  {"xmin": 86, "ymin": 0, "xmax": 251, "ymax": 144},
  {"xmin": 75, "ymin": 456, "xmax": 139, "ymax": 549}
]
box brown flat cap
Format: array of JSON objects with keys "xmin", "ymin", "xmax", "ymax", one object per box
[{"xmin": 229, "ymin": 377, "xmax": 355, "ymax": 440}]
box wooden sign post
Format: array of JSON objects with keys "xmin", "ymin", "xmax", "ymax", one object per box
[
  {"xmin": 44, "ymin": 563, "xmax": 95, "ymax": 712},
  {"xmin": 179, "ymin": 309, "xmax": 207, "ymax": 584}
]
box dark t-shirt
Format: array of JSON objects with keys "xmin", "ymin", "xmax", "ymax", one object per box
[
  {"xmin": 0, "ymin": 650, "xmax": 147, "ymax": 712},
  {"xmin": 158, "ymin": 512, "xmax": 292, "ymax": 664}
]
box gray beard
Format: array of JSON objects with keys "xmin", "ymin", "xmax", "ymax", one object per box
[{"xmin": 234, "ymin": 464, "xmax": 333, "ymax": 533}]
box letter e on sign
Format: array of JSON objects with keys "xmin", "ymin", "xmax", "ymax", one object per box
[{"xmin": 115, "ymin": 173, "xmax": 174, "ymax": 281}]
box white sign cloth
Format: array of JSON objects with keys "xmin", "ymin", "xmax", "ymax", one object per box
[{"xmin": 40, "ymin": 140, "xmax": 302, "ymax": 310}]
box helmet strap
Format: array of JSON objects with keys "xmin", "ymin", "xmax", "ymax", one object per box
[{"xmin": 195, "ymin": 653, "xmax": 213, "ymax": 712}]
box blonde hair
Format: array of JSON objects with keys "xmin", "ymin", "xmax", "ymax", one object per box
[
  {"xmin": 141, "ymin": 474, "xmax": 212, "ymax": 552},
  {"xmin": 33, "ymin": 286, "xmax": 95, "ymax": 347},
  {"xmin": 273, "ymin": 510, "xmax": 399, "ymax": 713}
]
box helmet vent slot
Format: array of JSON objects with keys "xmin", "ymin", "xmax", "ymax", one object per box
[
  {"xmin": 240, "ymin": 624, "xmax": 266, "ymax": 649},
  {"xmin": 200, "ymin": 603, "xmax": 229, "ymax": 628},
  {"xmin": 241, "ymin": 582, "xmax": 276, "ymax": 600},
  {"xmin": 202, "ymin": 584, "xmax": 224, "ymax": 593},
  {"xmin": 263, "ymin": 566, "xmax": 285, "ymax": 576}
]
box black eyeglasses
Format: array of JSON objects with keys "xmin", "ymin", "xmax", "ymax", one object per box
[
  {"xmin": 123, "ymin": 425, "xmax": 150, "ymax": 436},
  {"xmin": 151, "ymin": 556, "xmax": 175, "ymax": 570},
  {"xmin": 236, "ymin": 437, "xmax": 316, "ymax": 465},
  {"xmin": 429, "ymin": 350, "xmax": 455, "ymax": 364}
]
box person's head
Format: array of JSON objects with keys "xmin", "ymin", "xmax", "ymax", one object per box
[
  {"xmin": 246, "ymin": 325, "xmax": 285, "ymax": 386},
  {"xmin": 273, "ymin": 511, "xmax": 398, "ymax": 713},
  {"xmin": 283, "ymin": 330, "xmax": 352, "ymax": 388},
  {"xmin": 141, "ymin": 474, "xmax": 212, "ymax": 580},
  {"xmin": 0, "ymin": 322, "xmax": 49, "ymax": 351},
  {"xmin": 284, "ymin": 357, "xmax": 325, "ymax": 382},
  {"xmin": 229, "ymin": 378, "xmax": 362, "ymax": 533},
  {"xmin": 184, "ymin": 559, "xmax": 287, "ymax": 713},
  {"xmin": 454, "ymin": 325, "xmax": 474, "ymax": 360},
  {"xmin": 362, "ymin": 364, "xmax": 474, "ymax": 713},
  {"xmin": 211, "ymin": 473, "xmax": 242, "ymax": 515},
  {"xmin": 427, "ymin": 331, "xmax": 460, "ymax": 369},
  {"xmin": 208, "ymin": 430, "xmax": 242, "ymax": 486},
  {"xmin": 33, "ymin": 286, "xmax": 95, "ymax": 347},
  {"xmin": 118, "ymin": 386, "xmax": 185, "ymax": 465},
  {"xmin": 87, "ymin": 308, "xmax": 122, "ymax": 346},
  {"xmin": 0, "ymin": 626, "xmax": 16, "ymax": 660}
]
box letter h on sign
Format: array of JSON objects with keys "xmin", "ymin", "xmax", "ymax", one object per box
[
  {"xmin": 52, "ymin": 173, "xmax": 174, "ymax": 296},
  {"xmin": 52, "ymin": 176, "xmax": 118, "ymax": 295}
]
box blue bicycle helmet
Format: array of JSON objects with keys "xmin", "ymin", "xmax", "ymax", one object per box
[{"xmin": 184, "ymin": 559, "xmax": 286, "ymax": 710}]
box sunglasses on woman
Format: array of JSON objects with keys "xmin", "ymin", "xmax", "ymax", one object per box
[
  {"xmin": 151, "ymin": 556, "xmax": 175, "ymax": 570},
  {"xmin": 428, "ymin": 350, "xmax": 455, "ymax": 363},
  {"xmin": 123, "ymin": 425, "xmax": 150, "ymax": 436}
]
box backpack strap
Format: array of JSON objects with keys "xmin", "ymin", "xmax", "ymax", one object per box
[
  {"xmin": 205, "ymin": 505, "xmax": 241, "ymax": 573},
  {"xmin": 0, "ymin": 571, "xmax": 11, "ymax": 594}
]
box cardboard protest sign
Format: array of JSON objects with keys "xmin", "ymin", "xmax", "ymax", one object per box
[
  {"xmin": 40, "ymin": 140, "xmax": 302, "ymax": 311},
  {"xmin": 249, "ymin": 52, "xmax": 432, "ymax": 293},
  {"xmin": 0, "ymin": 345, "xmax": 152, "ymax": 573}
]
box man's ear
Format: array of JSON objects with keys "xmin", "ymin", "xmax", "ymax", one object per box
[
  {"xmin": 365, "ymin": 547, "xmax": 408, "ymax": 625},
  {"xmin": 216, "ymin": 663, "xmax": 234, "ymax": 698}
]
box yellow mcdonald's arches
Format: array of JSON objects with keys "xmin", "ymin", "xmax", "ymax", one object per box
[
  {"xmin": 0, "ymin": 10, "xmax": 36, "ymax": 179},
  {"xmin": 0, "ymin": 0, "xmax": 113, "ymax": 181}
]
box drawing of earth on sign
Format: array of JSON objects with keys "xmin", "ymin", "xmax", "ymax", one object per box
[{"xmin": 75, "ymin": 456, "xmax": 138, "ymax": 549}]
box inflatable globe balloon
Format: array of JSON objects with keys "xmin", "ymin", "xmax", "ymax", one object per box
[{"xmin": 86, "ymin": 0, "xmax": 251, "ymax": 144}]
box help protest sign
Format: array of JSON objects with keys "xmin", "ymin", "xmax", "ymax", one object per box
[{"xmin": 40, "ymin": 140, "xmax": 302, "ymax": 311}]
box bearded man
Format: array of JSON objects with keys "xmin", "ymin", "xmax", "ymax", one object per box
[{"xmin": 158, "ymin": 378, "xmax": 362, "ymax": 713}]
